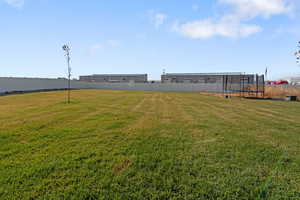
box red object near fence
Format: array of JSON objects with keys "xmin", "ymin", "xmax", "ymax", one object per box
[{"xmin": 271, "ymin": 80, "xmax": 289, "ymax": 85}]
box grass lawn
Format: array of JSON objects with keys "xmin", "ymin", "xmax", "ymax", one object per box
[{"xmin": 0, "ymin": 90, "xmax": 300, "ymax": 199}]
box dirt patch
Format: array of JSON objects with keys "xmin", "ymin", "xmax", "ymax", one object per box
[{"xmin": 113, "ymin": 159, "xmax": 132, "ymax": 174}]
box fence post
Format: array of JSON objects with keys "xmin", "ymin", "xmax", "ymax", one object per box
[
  {"xmin": 256, "ymin": 74, "xmax": 259, "ymax": 98},
  {"xmin": 262, "ymin": 75, "xmax": 265, "ymax": 98}
]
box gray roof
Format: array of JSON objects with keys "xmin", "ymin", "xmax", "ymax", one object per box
[
  {"xmin": 81, "ymin": 74, "xmax": 147, "ymax": 77},
  {"xmin": 164, "ymin": 72, "xmax": 245, "ymax": 76}
]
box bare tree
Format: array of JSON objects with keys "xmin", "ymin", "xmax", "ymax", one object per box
[{"xmin": 295, "ymin": 41, "xmax": 300, "ymax": 67}]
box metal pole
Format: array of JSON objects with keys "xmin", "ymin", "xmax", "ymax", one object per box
[
  {"xmin": 225, "ymin": 75, "xmax": 228, "ymax": 97},
  {"xmin": 262, "ymin": 75, "xmax": 265, "ymax": 98},
  {"xmin": 242, "ymin": 74, "xmax": 245, "ymax": 98},
  {"xmin": 222, "ymin": 75, "xmax": 225, "ymax": 96},
  {"xmin": 256, "ymin": 74, "xmax": 259, "ymax": 98},
  {"xmin": 239, "ymin": 74, "xmax": 242, "ymax": 98}
]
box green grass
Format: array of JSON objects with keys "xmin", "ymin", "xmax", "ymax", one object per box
[{"xmin": 0, "ymin": 90, "xmax": 300, "ymax": 199}]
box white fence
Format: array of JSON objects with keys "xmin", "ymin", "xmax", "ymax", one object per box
[{"xmin": 0, "ymin": 77, "xmax": 243, "ymax": 94}]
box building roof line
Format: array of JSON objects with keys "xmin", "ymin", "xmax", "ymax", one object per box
[
  {"xmin": 80, "ymin": 74, "xmax": 147, "ymax": 77},
  {"xmin": 164, "ymin": 72, "xmax": 246, "ymax": 76}
]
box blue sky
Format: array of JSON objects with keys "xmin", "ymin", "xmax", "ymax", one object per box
[{"xmin": 0, "ymin": 0, "xmax": 300, "ymax": 80}]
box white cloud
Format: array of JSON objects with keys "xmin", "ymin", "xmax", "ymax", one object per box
[
  {"xmin": 175, "ymin": 0, "xmax": 294, "ymax": 39},
  {"xmin": 148, "ymin": 10, "xmax": 168, "ymax": 29},
  {"xmin": 174, "ymin": 18, "xmax": 261, "ymax": 39},
  {"xmin": 2, "ymin": 0, "xmax": 24, "ymax": 8},
  {"xmin": 219, "ymin": 0, "xmax": 294, "ymax": 19}
]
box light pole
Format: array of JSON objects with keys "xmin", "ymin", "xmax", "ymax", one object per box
[{"xmin": 62, "ymin": 44, "xmax": 71, "ymax": 104}]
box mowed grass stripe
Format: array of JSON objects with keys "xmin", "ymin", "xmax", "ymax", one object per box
[
  {"xmin": 0, "ymin": 90, "xmax": 299, "ymax": 199},
  {"xmin": 177, "ymin": 94, "xmax": 300, "ymax": 153}
]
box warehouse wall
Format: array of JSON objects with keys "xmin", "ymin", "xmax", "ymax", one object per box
[{"xmin": 0, "ymin": 77, "xmax": 244, "ymax": 94}]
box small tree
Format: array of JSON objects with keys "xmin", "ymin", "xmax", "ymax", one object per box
[{"xmin": 62, "ymin": 44, "xmax": 71, "ymax": 104}]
